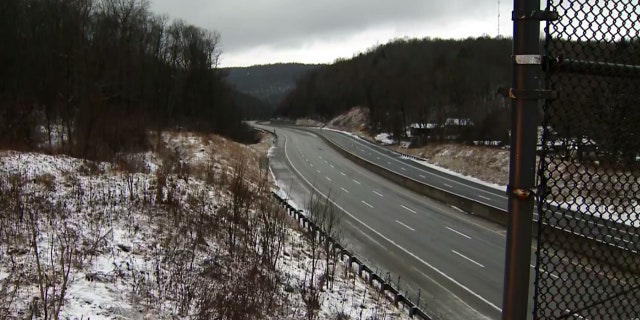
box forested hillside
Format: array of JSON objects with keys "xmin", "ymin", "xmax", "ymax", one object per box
[
  {"xmin": 0, "ymin": 0, "xmax": 254, "ymax": 160},
  {"xmin": 277, "ymin": 37, "xmax": 513, "ymax": 143},
  {"xmin": 224, "ymin": 63, "xmax": 321, "ymax": 107}
]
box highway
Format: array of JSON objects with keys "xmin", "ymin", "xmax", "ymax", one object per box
[
  {"xmin": 260, "ymin": 124, "xmax": 637, "ymax": 319},
  {"xmin": 317, "ymin": 128, "xmax": 640, "ymax": 252},
  {"xmin": 319, "ymin": 128, "xmax": 508, "ymax": 211}
]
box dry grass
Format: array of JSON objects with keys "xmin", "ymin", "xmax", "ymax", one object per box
[
  {"xmin": 0, "ymin": 129, "xmax": 412, "ymax": 320},
  {"xmin": 0, "ymin": 130, "xmax": 288, "ymax": 319},
  {"xmin": 391, "ymin": 144, "xmax": 509, "ymax": 186}
]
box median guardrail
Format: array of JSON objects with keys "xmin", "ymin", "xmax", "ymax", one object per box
[
  {"xmin": 308, "ymin": 127, "xmax": 640, "ymax": 273},
  {"xmin": 314, "ymin": 129, "xmax": 508, "ymax": 225}
]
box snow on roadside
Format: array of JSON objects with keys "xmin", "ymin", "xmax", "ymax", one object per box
[
  {"xmin": 324, "ymin": 127, "xmax": 507, "ymax": 191},
  {"xmin": 374, "ymin": 133, "xmax": 395, "ymax": 146},
  {"xmin": 0, "ymin": 132, "xmax": 413, "ymax": 320},
  {"xmin": 404, "ymin": 157, "xmax": 507, "ymax": 191}
]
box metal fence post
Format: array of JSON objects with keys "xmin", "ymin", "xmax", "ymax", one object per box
[{"xmin": 502, "ymin": 0, "xmax": 541, "ymax": 319}]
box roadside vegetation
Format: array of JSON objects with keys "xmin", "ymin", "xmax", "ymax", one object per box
[
  {"xmin": 278, "ymin": 37, "xmax": 513, "ymax": 145},
  {"xmin": 0, "ymin": 0, "xmax": 256, "ymax": 161},
  {"xmin": 0, "ymin": 130, "xmax": 413, "ymax": 319}
]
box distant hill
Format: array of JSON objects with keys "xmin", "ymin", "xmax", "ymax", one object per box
[
  {"xmin": 232, "ymin": 90, "xmax": 274, "ymax": 120},
  {"xmin": 277, "ymin": 37, "xmax": 513, "ymax": 144},
  {"xmin": 223, "ymin": 63, "xmax": 321, "ymax": 107}
]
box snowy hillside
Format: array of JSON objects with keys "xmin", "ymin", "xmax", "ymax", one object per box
[{"xmin": 0, "ymin": 131, "xmax": 411, "ymax": 320}]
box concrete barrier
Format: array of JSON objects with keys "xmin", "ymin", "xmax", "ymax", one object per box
[
  {"xmin": 316, "ymin": 131, "xmax": 509, "ymax": 225},
  {"xmin": 311, "ymin": 128, "xmax": 640, "ymax": 274}
]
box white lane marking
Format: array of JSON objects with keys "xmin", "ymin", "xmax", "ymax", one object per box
[
  {"xmin": 326, "ymin": 176, "xmax": 332, "ymax": 181},
  {"xmin": 444, "ymin": 183, "xmax": 453, "ymax": 188},
  {"xmin": 401, "ymin": 205, "xmax": 417, "ymax": 214},
  {"xmin": 604, "ymin": 234, "xmax": 633, "ymax": 244},
  {"xmin": 446, "ymin": 227, "xmax": 472, "ymax": 239},
  {"xmin": 396, "ymin": 220, "xmax": 415, "ymax": 231},
  {"xmin": 353, "ymin": 179, "xmax": 361, "ymax": 185},
  {"xmin": 377, "ymin": 157, "xmax": 380, "ymax": 160},
  {"xmin": 478, "ymin": 195, "xmax": 492, "ymax": 201},
  {"xmin": 536, "ymin": 265, "xmax": 561, "ymax": 280},
  {"xmin": 340, "ymin": 134, "xmax": 506, "ymax": 200},
  {"xmin": 324, "ymin": 160, "xmax": 328, "ymax": 164},
  {"xmin": 319, "ymin": 156, "xmax": 323, "ymax": 159},
  {"xmin": 361, "ymin": 200, "xmax": 374, "ymax": 208},
  {"xmin": 401, "ymin": 167, "xmax": 407, "ymax": 171},
  {"xmin": 282, "ymin": 135, "xmax": 502, "ymax": 312},
  {"xmin": 316, "ymin": 169, "xmax": 321, "ymax": 174},
  {"xmin": 452, "ymin": 250, "xmax": 485, "ymax": 268},
  {"xmin": 564, "ymin": 309, "xmax": 588, "ymax": 320},
  {"xmin": 340, "ymin": 171, "xmax": 346, "ymax": 176},
  {"xmin": 359, "ymin": 230, "xmax": 385, "ymax": 248},
  {"xmin": 412, "ymin": 268, "xmax": 481, "ymax": 313},
  {"xmin": 419, "ymin": 174, "xmax": 426, "ymax": 178},
  {"xmin": 348, "ymin": 221, "xmax": 385, "ymax": 248},
  {"xmin": 330, "ymin": 164, "xmax": 335, "ymax": 169},
  {"xmin": 310, "ymin": 163, "xmax": 313, "ymax": 167},
  {"xmin": 341, "ymin": 187, "xmax": 349, "ymax": 194},
  {"xmin": 372, "ymin": 191, "xmax": 384, "ymax": 197}
]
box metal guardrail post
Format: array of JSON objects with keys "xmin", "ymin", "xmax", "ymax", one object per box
[{"xmin": 502, "ymin": 0, "xmax": 542, "ymax": 318}]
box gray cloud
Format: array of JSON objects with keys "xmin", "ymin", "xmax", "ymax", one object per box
[{"xmin": 148, "ymin": 0, "xmax": 504, "ymax": 65}]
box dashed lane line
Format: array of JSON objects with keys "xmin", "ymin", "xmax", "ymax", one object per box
[
  {"xmin": 361, "ymin": 200, "xmax": 374, "ymax": 208},
  {"xmin": 446, "ymin": 227, "xmax": 472, "ymax": 239},
  {"xmin": 452, "ymin": 250, "xmax": 485, "ymax": 268},
  {"xmin": 401, "ymin": 205, "xmax": 417, "ymax": 214},
  {"xmin": 282, "ymin": 133, "xmax": 502, "ymax": 313},
  {"xmin": 396, "ymin": 220, "xmax": 415, "ymax": 231}
]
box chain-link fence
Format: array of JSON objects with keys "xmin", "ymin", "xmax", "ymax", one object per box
[{"xmin": 535, "ymin": 0, "xmax": 640, "ymax": 318}]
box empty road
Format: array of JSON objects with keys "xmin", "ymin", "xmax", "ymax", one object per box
[{"xmin": 260, "ymin": 124, "xmax": 634, "ymax": 319}]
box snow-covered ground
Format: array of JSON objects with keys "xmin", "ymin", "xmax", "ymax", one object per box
[
  {"xmin": 374, "ymin": 133, "xmax": 395, "ymax": 146},
  {"xmin": 0, "ymin": 131, "xmax": 413, "ymax": 319}
]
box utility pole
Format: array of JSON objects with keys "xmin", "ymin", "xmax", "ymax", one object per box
[{"xmin": 501, "ymin": 0, "xmax": 545, "ymax": 318}]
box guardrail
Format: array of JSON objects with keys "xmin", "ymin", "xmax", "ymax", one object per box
[
  {"xmin": 314, "ymin": 130, "xmax": 509, "ymax": 225},
  {"xmin": 272, "ymin": 192, "xmax": 432, "ymax": 320},
  {"xmin": 311, "ymin": 128, "xmax": 640, "ymax": 273}
]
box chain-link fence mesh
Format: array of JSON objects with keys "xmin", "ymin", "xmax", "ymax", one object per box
[{"xmin": 535, "ymin": 0, "xmax": 640, "ymax": 318}]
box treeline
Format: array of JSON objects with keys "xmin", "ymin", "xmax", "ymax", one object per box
[
  {"xmin": 277, "ymin": 37, "xmax": 513, "ymax": 143},
  {"xmin": 0, "ymin": 0, "xmax": 253, "ymax": 160},
  {"xmin": 224, "ymin": 63, "xmax": 321, "ymax": 107},
  {"xmin": 544, "ymin": 39, "xmax": 640, "ymax": 164}
]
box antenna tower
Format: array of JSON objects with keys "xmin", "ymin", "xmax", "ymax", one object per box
[{"xmin": 497, "ymin": 0, "xmax": 501, "ymax": 36}]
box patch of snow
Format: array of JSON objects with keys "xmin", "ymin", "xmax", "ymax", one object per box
[
  {"xmin": 2, "ymin": 134, "xmax": 417, "ymax": 319},
  {"xmin": 405, "ymin": 156, "xmax": 506, "ymax": 191},
  {"xmin": 551, "ymin": 200, "xmax": 639, "ymax": 228},
  {"xmin": 322, "ymin": 127, "xmax": 507, "ymax": 191},
  {"xmin": 267, "ymin": 146, "xmax": 276, "ymax": 158},
  {"xmin": 375, "ymin": 133, "xmax": 395, "ymax": 146}
]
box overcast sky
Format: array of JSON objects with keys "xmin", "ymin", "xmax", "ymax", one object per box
[{"xmin": 147, "ymin": 0, "xmax": 513, "ymax": 67}]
